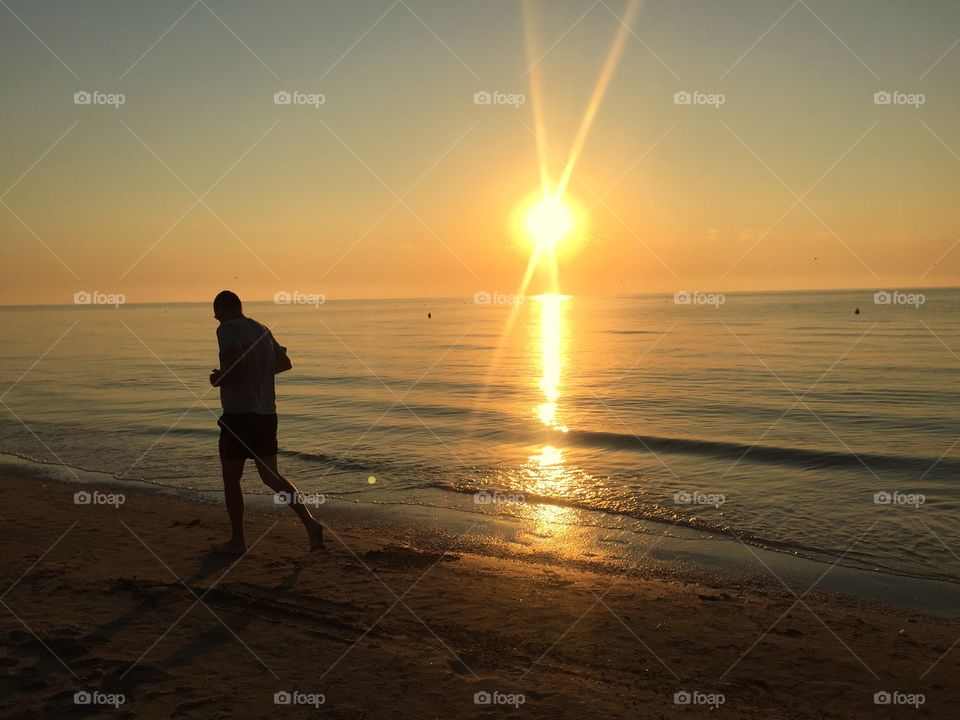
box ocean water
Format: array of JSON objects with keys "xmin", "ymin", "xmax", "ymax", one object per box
[{"xmin": 1, "ymin": 289, "xmax": 959, "ymax": 585}]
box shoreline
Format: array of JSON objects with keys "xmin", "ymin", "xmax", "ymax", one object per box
[
  {"xmin": 1, "ymin": 472, "xmax": 958, "ymax": 718},
  {"xmin": 5, "ymin": 450, "xmax": 960, "ymax": 616}
]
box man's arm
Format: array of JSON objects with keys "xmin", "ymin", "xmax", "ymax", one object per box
[{"xmin": 272, "ymin": 333, "xmax": 292, "ymax": 374}]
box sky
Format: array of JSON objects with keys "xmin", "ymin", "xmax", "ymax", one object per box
[{"xmin": 1, "ymin": 0, "xmax": 959, "ymax": 305}]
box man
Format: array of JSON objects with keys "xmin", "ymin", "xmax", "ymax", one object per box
[{"xmin": 209, "ymin": 290, "xmax": 324, "ymax": 554}]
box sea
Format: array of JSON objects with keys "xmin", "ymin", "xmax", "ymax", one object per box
[{"xmin": 1, "ymin": 289, "xmax": 959, "ymax": 607}]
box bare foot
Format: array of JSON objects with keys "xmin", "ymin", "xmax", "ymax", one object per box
[
  {"xmin": 307, "ymin": 521, "xmax": 324, "ymax": 551},
  {"xmin": 211, "ymin": 539, "xmax": 247, "ymax": 555}
]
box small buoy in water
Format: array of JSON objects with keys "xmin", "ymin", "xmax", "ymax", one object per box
[{"xmin": 854, "ymin": 307, "xmax": 860, "ymax": 315}]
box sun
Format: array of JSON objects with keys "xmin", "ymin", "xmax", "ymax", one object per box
[
  {"xmin": 508, "ymin": 188, "xmax": 586, "ymax": 296},
  {"xmin": 524, "ymin": 194, "xmax": 574, "ymax": 251}
]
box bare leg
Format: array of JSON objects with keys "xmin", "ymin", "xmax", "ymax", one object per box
[
  {"xmin": 255, "ymin": 455, "xmax": 324, "ymax": 550},
  {"xmin": 213, "ymin": 458, "xmax": 247, "ymax": 554}
]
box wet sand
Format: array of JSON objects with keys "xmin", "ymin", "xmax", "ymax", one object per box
[{"xmin": 0, "ymin": 473, "xmax": 957, "ymax": 718}]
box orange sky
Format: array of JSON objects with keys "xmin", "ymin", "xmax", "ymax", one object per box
[{"xmin": 1, "ymin": 0, "xmax": 958, "ymax": 305}]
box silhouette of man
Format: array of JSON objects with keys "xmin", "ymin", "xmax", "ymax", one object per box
[{"xmin": 209, "ymin": 290, "xmax": 324, "ymax": 553}]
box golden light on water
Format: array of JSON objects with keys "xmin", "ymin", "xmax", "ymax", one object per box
[
  {"xmin": 526, "ymin": 444, "xmax": 574, "ymax": 536},
  {"xmin": 524, "ymin": 296, "xmax": 579, "ymax": 539},
  {"xmin": 534, "ymin": 293, "xmax": 569, "ymax": 433},
  {"xmin": 535, "ymin": 444, "xmax": 564, "ymax": 467}
]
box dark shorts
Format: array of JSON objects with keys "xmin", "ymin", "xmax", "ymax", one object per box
[{"xmin": 218, "ymin": 413, "xmax": 278, "ymax": 461}]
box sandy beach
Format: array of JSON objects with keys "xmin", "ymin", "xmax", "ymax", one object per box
[{"xmin": 0, "ymin": 474, "xmax": 956, "ymax": 719}]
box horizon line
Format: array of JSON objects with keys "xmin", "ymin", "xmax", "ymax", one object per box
[{"xmin": 1, "ymin": 283, "xmax": 958, "ymax": 309}]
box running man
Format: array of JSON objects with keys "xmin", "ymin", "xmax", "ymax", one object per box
[{"xmin": 209, "ymin": 290, "xmax": 324, "ymax": 553}]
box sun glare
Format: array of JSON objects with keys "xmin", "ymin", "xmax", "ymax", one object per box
[{"xmin": 524, "ymin": 194, "xmax": 574, "ymax": 251}]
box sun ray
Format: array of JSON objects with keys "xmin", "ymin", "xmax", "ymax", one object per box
[
  {"xmin": 522, "ymin": 0, "xmax": 553, "ymax": 191},
  {"xmin": 557, "ymin": 0, "xmax": 641, "ymax": 197}
]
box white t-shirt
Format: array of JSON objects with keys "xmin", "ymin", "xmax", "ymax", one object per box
[{"xmin": 216, "ymin": 317, "xmax": 284, "ymax": 415}]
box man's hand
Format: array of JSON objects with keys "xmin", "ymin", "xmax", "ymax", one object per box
[
  {"xmin": 209, "ymin": 368, "xmax": 223, "ymax": 387},
  {"xmin": 275, "ymin": 351, "xmax": 292, "ymax": 374}
]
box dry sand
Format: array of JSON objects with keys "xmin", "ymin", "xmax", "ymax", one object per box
[{"xmin": 0, "ymin": 474, "xmax": 957, "ymax": 718}]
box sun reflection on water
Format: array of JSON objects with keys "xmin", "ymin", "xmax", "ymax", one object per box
[
  {"xmin": 534, "ymin": 294, "xmax": 570, "ymax": 433},
  {"xmin": 527, "ymin": 296, "xmax": 576, "ymax": 537}
]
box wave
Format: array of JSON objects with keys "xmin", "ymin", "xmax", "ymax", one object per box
[
  {"xmin": 0, "ymin": 451, "xmax": 189, "ymax": 494},
  {"xmin": 281, "ymin": 449, "xmax": 394, "ymax": 474},
  {"xmin": 422, "ymin": 479, "xmax": 958, "ymax": 584},
  {"xmin": 109, "ymin": 417, "xmax": 959, "ymax": 475},
  {"xmin": 561, "ymin": 429, "xmax": 959, "ymax": 473},
  {"xmin": 146, "ymin": 430, "xmax": 409, "ymax": 475}
]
